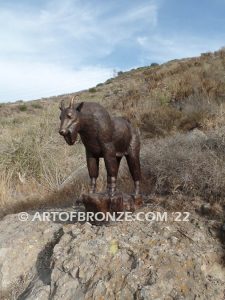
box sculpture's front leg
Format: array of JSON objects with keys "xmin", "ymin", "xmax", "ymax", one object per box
[
  {"xmin": 107, "ymin": 176, "xmax": 116, "ymax": 196},
  {"xmin": 86, "ymin": 152, "xmax": 99, "ymax": 193},
  {"xmin": 90, "ymin": 178, "xmax": 97, "ymax": 193},
  {"xmin": 134, "ymin": 180, "xmax": 141, "ymax": 197},
  {"xmin": 106, "ymin": 157, "xmax": 122, "ymax": 195}
]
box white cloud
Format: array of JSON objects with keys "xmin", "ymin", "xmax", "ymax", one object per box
[
  {"xmin": 0, "ymin": 60, "xmax": 112, "ymax": 101},
  {"xmin": 0, "ymin": 0, "xmax": 159, "ymax": 102},
  {"xmin": 137, "ymin": 34, "xmax": 224, "ymax": 63},
  {"xmin": 0, "ymin": 0, "xmax": 159, "ymax": 62},
  {"xmin": 120, "ymin": 4, "xmax": 158, "ymax": 24},
  {"xmin": 1, "ymin": 0, "xmax": 224, "ymax": 102}
]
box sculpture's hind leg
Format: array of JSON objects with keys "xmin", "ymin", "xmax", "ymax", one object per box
[
  {"xmin": 102, "ymin": 142, "xmax": 119, "ymax": 197},
  {"xmin": 125, "ymin": 153, "xmax": 141, "ymax": 196},
  {"xmin": 126, "ymin": 127, "xmax": 141, "ymax": 197}
]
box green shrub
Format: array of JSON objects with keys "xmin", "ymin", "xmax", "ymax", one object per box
[
  {"xmin": 19, "ymin": 104, "xmax": 28, "ymax": 112},
  {"xmin": 140, "ymin": 106, "xmax": 183, "ymax": 137},
  {"xmin": 31, "ymin": 103, "xmax": 42, "ymax": 109},
  {"xmin": 105, "ymin": 79, "xmax": 113, "ymax": 84},
  {"xmin": 151, "ymin": 63, "xmax": 159, "ymax": 67},
  {"xmin": 89, "ymin": 87, "xmax": 97, "ymax": 93}
]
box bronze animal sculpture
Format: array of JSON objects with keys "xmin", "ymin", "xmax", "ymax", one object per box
[{"xmin": 59, "ymin": 97, "xmax": 141, "ymax": 198}]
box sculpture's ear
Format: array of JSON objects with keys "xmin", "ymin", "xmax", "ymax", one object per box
[
  {"xmin": 69, "ymin": 96, "xmax": 76, "ymax": 109},
  {"xmin": 59, "ymin": 99, "xmax": 65, "ymax": 111},
  {"xmin": 76, "ymin": 102, "xmax": 84, "ymax": 112}
]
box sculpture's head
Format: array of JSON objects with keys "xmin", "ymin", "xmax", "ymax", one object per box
[{"xmin": 59, "ymin": 96, "xmax": 84, "ymax": 145}]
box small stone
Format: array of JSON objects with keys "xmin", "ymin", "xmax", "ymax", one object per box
[
  {"xmin": 170, "ymin": 236, "xmax": 178, "ymax": 245},
  {"xmin": 200, "ymin": 203, "xmax": 211, "ymax": 215},
  {"xmin": 207, "ymin": 263, "xmax": 225, "ymax": 281}
]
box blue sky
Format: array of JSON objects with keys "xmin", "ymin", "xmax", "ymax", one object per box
[{"xmin": 0, "ymin": 0, "xmax": 225, "ymax": 102}]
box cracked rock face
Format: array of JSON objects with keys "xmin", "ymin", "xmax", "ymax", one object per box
[
  {"xmin": 0, "ymin": 207, "xmax": 225, "ymax": 300},
  {"xmin": 50, "ymin": 216, "xmax": 225, "ymax": 300},
  {"xmin": 0, "ymin": 214, "xmax": 63, "ymax": 299}
]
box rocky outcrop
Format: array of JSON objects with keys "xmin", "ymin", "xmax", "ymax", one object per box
[
  {"xmin": 0, "ymin": 214, "xmax": 63, "ymax": 299},
  {"xmin": 0, "ymin": 205, "xmax": 224, "ymax": 299}
]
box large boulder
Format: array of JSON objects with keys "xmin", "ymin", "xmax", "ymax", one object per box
[
  {"xmin": 49, "ymin": 213, "xmax": 225, "ymax": 300},
  {"xmin": 0, "ymin": 206, "xmax": 224, "ymax": 299}
]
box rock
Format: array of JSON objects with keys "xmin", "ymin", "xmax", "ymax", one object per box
[
  {"xmin": 200, "ymin": 203, "xmax": 211, "ymax": 215},
  {"xmin": 187, "ymin": 129, "xmax": 207, "ymax": 142},
  {"xmin": 0, "ymin": 213, "xmax": 63, "ymax": 299},
  {"xmin": 207, "ymin": 263, "xmax": 225, "ymax": 282},
  {"xmin": 0, "ymin": 206, "xmax": 224, "ymax": 299},
  {"xmin": 169, "ymin": 236, "xmax": 179, "ymax": 245},
  {"xmin": 49, "ymin": 209, "xmax": 225, "ymax": 300},
  {"xmin": 221, "ymin": 223, "xmax": 225, "ymax": 242},
  {"xmin": 22, "ymin": 281, "xmax": 51, "ymax": 300}
]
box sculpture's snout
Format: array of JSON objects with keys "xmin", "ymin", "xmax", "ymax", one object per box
[{"xmin": 59, "ymin": 129, "xmax": 67, "ymax": 136}]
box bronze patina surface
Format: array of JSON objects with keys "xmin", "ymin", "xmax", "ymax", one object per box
[{"xmin": 59, "ymin": 97, "xmax": 142, "ymax": 212}]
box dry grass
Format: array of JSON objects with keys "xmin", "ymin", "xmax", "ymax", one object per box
[
  {"xmin": 0, "ymin": 102, "xmax": 89, "ymax": 216},
  {"xmin": 141, "ymin": 129, "xmax": 225, "ymax": 201},
  {"xmin": 140, "ymin": 129, "xmax": 225, "ymax": 220},
  {"xmin": 1, "ymin": 48, "xmax": 225, "ymax": 217}
]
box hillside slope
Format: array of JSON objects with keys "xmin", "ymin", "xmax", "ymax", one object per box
[{"xmin": 1, "ymin": 49, "xmax": 225, "ymax": 218}]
